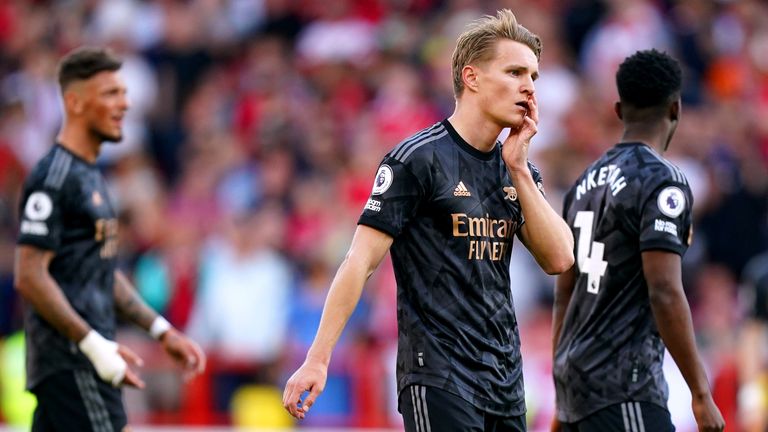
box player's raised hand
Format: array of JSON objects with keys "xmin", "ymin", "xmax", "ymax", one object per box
[
  {"xmin": 692, "ymin": 394, "xmax": 725, "ymax": 432},
  {"xmin": 159, "ymin": 328, "xmax": 206, "ymax": 380},
  {"xmin": 117, "ymin": 344, "xmax": 145, "ymax": 389},
  {"xmin": 282, "ymin": 360, "xmax": 327, "ymax": 419},
  {"xmin": 502, "ymin": 94, "xmax": 538, "ymax": 172}
]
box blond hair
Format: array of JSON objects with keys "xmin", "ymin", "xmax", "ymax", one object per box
[{"xmin": 451, "ymin": 9, "xmax": 542, "ymax": 97}]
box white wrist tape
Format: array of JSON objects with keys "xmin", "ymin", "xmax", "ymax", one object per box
[
  {"xmin": 149, "ymin": 316, "xmax": 172, "ymax": 340},
  {"xmin": 78, "ymin": 330, "xmax": 126, "ymax": 387}
]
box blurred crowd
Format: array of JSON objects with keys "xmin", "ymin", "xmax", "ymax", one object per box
[{"xmin": 0, "ymin": 0, "xmax": 767, "ymax": 430}]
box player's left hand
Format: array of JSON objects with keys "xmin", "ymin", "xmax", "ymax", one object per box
[
  {"xmin": 159, "ymin": 328, "xmax": 206, "ymax": 380},
  {"xmin": 502, "ymin": 93, "xmax": 538, "ymax": 172},
  {"xmin": 117, "ymin": 344, "xmax": 145, "ymax": 389},
  {"xmin": 549, "ymin": 416, "xmax": 562, "ymax": 432},
  {"xmin": 692, "ymin": 393, "xmax": 725, "ymax": 432}
]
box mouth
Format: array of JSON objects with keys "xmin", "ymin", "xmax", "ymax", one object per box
[{"xmin": 515, "ymin": 101, "xmax": 530, "ymax": 112}]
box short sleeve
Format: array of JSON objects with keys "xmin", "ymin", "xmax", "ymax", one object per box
[
  {"xmin": 529, "ymin": 160, "xmax": 546, "ymax": 197},
  {"xmin": 639, "ymin": 181, "xmax": 693, "ymax": 256},
  {"xmin": 17, "ymin": 181, "xmax": 65, "ymax": 251},
  {"xmin": 517, "ymin": 160, "xmax": 545, "ymax": 230},
  {"xmin": 357, "ymin": 157, "xmax": 425, "ymax": 238}
]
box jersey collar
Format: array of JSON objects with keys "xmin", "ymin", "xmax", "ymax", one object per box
[
  {"xmin": 442, "ymin": 119, "xmax": 498, "ymax": 161},
  {"xmin": 54, "ymin": 143, "xmax": 97, "ymax": 166}
]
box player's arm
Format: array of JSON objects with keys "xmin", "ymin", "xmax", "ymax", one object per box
[
  {"xmin": 113, "ymin": 270, "xmax": 206, "ymax": 377},
  {"xmin": 283, "ymin": 224, "xmax": 393, "ymax": 419},
  {"xmin": 514, "ymin": 175, "xmax": 574, "ymax": 274},
  {"xmin": 552, "ymin": 264, "xmax": 576, "ymax": 357},
  {"xmin": 549, "ymin": 264, "xmax": 576, "ymax": 432},
  {"xmin": 14, "ymin": 245, "xmax": 143, "ymax": 387},
  {"xmin": 113, "ymin": 270, "xmax": 157, "ymax": 330},
  {"xmin": 14, "ymin": 245, "xmax": 90, "ymax": 341},
  {"xmin": 643, "ymin": 250, "xmax": 724, "ymax": 432},
  {"xmin": 503, "ymin": 95, "xmax": 573, "ymax": 274}
]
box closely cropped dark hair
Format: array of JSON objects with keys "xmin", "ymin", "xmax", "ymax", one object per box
[
  {"xmin": 57, "ymin": 47, "xmax": 122, "ymax": 90},
  {"xmin": 616, "ymin": 49, "xmax": 682, "ymax": 109}
]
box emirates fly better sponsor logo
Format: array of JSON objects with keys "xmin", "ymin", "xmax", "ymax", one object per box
[{"xmin": 452, "ymin": 213, "xmax": 518, "ymax": 261}]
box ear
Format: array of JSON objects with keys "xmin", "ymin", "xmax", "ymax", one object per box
[
  {"xmin": 614, "ymin": 101, "xmax": 623, "ymax": 120},
  {"xmin": 669, "ymin": 99, "xmax": 680, "ymax": 122},
  {"xmin": 63, "ymin": 90, "xmax": 84, "ymax": 115},
  {"xmin": 462, "ymin": 65, "xmax": 479, "ymax": 93}
]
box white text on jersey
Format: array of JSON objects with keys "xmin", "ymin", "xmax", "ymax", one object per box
[{"xmin": 576, "ymin": 164, "xmax": 627, "ymax": 200}]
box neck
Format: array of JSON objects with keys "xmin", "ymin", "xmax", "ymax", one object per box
[
  {"xmin": 57, "ymin": 122, "xmax": 101, "ymax": 163},
  {"xmin": 447, "ymin": 100, "xmax": 503, "ymax": 153},
  {"xmin": 620, "ymin": 122, "xmax": 668, "ymax": 154}
]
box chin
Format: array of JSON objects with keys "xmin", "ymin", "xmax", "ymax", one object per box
[
  {"xmin": 506, "ymin": 117, "xmax": 525, "ymax": 130},
  {"xmin": 92, "ymin": 126, "xmax": 123, "ymax": 143},
  {"xmin": 100, "ymin": 132, "xmax": 123, "ymax": 143}
]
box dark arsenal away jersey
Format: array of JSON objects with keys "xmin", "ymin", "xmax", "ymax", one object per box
[
  {"xmin": 554, "ymin": 142, "xmax": 694, "ymax": 422},
  {"xmin": 359, "ymin": 120, "xmax": 545, "ymax": 416},
  {"xmin": 18, "ymin": 144, "xmax": 119, "ymax": 389}
]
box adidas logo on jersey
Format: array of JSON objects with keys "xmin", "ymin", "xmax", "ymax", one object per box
[{"xmin": 454, "ymin": 181, "xmax": 471, "ymax": 197}]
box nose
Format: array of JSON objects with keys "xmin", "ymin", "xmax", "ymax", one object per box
[
  {"xmin": 521, "ymin": 76, "xmax": 535, "ymax": 96},
  {"xmin": 120, "ymin": 93, "xmax": 130, "ymax": 111}
]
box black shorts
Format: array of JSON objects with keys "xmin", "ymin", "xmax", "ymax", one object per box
[
  {"xmin": 562, "ymin": 401, "xmax": 674, "ymax": 432},
  {"xmin": 31, "ymin": 369, "xmax": 127, "ymax": 432},
  {"xmin": 399, "ymin": 384, "xmax": 526, "ymax": 432}
]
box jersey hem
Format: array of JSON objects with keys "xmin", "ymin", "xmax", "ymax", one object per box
[
  {"xmin": 16, "ymin": 237, "xmax": 56, "ymax": 251},
  {"xmin": 28, "ymin": 365, "xmax": 95, "ymax": 391},
  {"xmin": 398, "ymin": 374, "xmax": 526, "ymax": 417},
  {"xmin": 557, "ymin": 397, "xmax": 669, "ymax": 423}
]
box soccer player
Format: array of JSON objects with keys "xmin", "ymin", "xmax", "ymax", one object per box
[
  {"xmin": 283, "ymin": 9, "xmax": 574, "ymax": 431},
  {"xmin": 551, "ymin": 49, "xmax": 724, "ymax": 432},
  {"xmin": 14, "ymin": 47, "xmax": 206, "ymax": 432}
]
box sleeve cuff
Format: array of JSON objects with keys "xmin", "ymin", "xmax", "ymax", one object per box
[
  {"xmin": 357, "ymin": 217, "xmax": 399, "ymax": 238},
  {"xmin": 639, "ymin": 240, "xmax": 686, "ymax": 256}
]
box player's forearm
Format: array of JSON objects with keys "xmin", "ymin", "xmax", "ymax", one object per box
[
  {"xmin": 14, "ymin": 247, "xmax": 90, "ymax": 342},
  {"xmin": 113, "ymin": 270, "xmax": 158, "ymax": 331},
  {"xmin": 512, "ymin": 171, "xmax": 574, "ymax": 274},
  {"xmin": 306, "ymin": 255, "xmax": 370, "ymax": 367},
  {"xmin": 649, "ymin": 283, "xmax": 712, "ymax": 398},
  {"xmin": 552, "ymin": 266, "xmax": 576, "ymax": 358}
]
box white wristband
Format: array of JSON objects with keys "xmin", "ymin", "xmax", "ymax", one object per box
[
  {"xmin": 149, "ymin": 316, "xmax": 172, "ymax": 340},
  {"xmin": 78, "ymin": 330, "xmax": 126, "ymax": 387}
]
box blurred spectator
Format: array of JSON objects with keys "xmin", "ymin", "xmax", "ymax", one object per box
[
  {"xmin": 738, "ymin": 251, "xmax": 768, "ymax": 432},
  {"xmin": 186, "ymin": 201, "xmax": 293, "ymax": 411}
]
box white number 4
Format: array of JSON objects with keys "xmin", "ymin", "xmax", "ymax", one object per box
[{"xmin": 574, "ymin": 211, "xmax": 608, "ymax": 294}]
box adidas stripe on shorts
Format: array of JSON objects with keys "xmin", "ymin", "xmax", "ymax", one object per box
[
  {"xmin": 31, "ymin": 369, "xmax": 127, "ymax": 432},
  {"xmin": 399, "ymin": 384, "xmax": 526, "ymax": 432},
  {"xmin": 561, "ymin": 401, "xmax": 674, "ymax": 432}
]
